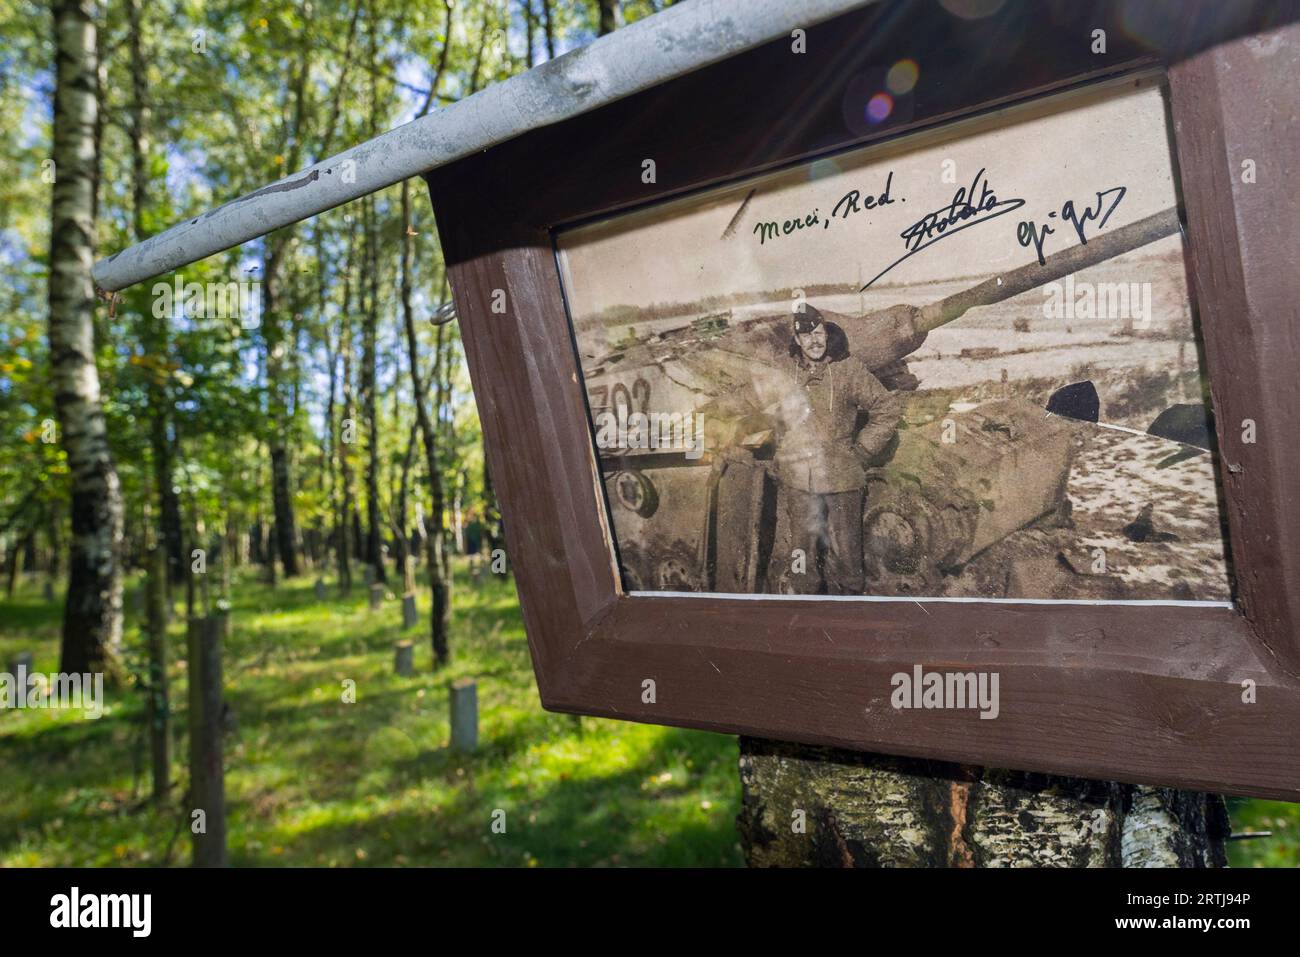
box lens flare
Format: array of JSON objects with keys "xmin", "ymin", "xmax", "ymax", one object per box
[
  {"xmin": 807, "ymin": 158, "xmax": 842, "ymax": 181},
  {"xmin": 866, "ymin": 92, "xmax": 893, "ymax": 124},
  {"xmin": 886, "ymin": 59, "xmax": 919, "ymax": 96}
]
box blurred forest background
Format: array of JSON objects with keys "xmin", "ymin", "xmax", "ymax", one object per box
[{"xmin": 0, "ymin": 0, "xmax": 1294, "ymax": 866}]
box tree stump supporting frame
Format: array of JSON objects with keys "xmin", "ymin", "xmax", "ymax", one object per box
[{"xmin": 736, "ymin": 738, "xmax": 1229, "ymax": 868}]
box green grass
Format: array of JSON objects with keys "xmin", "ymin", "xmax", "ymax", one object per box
[
  {"xmin": 0, "ymin": 564, "xmax": 743, "ymax": 867},
  {"xmin": 2, "ymin": 568, "xmax": 1296, "ymax": 867},
  {"xmin": 1226, "ymin": 798, "xmax": 1300, "ymax": 868}
]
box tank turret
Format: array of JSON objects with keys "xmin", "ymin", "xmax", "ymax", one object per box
[
  {"xmin": 584, "ymin": 207, "xmax": 1182, "ymax": 596},
  {"xmin": 859, "ymin": 397, "xmax": 1075, "ymax": 593}
]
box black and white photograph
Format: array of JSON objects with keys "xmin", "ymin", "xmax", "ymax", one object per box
[{"xmin": 559, "ymin": 76, "xmax": 1234, "ymax": 603}]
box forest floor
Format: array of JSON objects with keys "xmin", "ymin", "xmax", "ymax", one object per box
[
  {"xmin": 0, "ymin": 564, "xmax": 1294, "ymax": 867},
  {"xmin": 0, "ymin": 562, "xmax": 742, "ymax": 867}
]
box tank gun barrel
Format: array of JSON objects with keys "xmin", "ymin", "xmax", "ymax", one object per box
[
  {"xmin": 828, "ymin": 206, "xmax": 1180, "ymax": 371},
  {"xmin": 917, "ymin": 207, "xmax": 1180, "ymax": 333},
  {"xmin": 590, "ymin": 206, "xmax": 1182, "ymax": 393}
]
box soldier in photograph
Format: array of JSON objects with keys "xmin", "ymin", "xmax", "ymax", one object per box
[
  {"xmin": 772, "ymin": 305, "xmax": 902, "ymax": 593},
  {"xmin": 704, "ymin": 304, "xmax": 902, "ymax": 593}
]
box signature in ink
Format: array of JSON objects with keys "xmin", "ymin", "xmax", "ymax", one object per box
[
  {"xmin": 831, "ymin": 171, "xmax": 896, "ymax": 222},
  {"xmin": 752, "ymin": 171, "xmax": 896, "ymax": 245},
  {"xmin": 1016, "ymin": 186, "xmax": 1127, "ymax": 265},
  {"xmin": 860, "ymin": 168, "xmax": 1025, "ymax": 291}
]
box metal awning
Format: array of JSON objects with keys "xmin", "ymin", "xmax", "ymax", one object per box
[{"xmin": 93, "ymin": 0, "xmax": 877, "ymax": 292}]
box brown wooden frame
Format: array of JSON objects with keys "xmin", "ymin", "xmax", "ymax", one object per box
[{"xmin": 426, "ymin": 0, "xmax": 1300, "ymax": 800}]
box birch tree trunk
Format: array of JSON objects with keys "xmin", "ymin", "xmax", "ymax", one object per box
[
  {"xmin": 521, "ymin": 0, "xmax": 536, "ymax": 68},
  {"xmin": 263, "ymin": 239, "xmax": 301, "ymax": 578},
  {"xmin": 361, "ymin": 192, "xmax": 386, "ymax": 584},
  {"xmin": 337, "ymin": 231, "xmax": 358, "ymax": 594},
  {"xmin": 392, "ymin": 421, "xmax": 418, "ymax": 584},
  {"xmin": 126, "ymin": 0, "xmax": 184, "ymax": 588},
  {"xmin": 596, "ymin": 0, "xmax": 620, "ymax": 36},
  {"xmin": 542, "ymin": 0, "xmax": 557, "ymax": 59},
  {"xmin": 319, "ymin": 235, "xmax": 342, "ymax": 585},
  {"xmin": 49, "ymin": 0, "xmax": 124, "ymax": 675},
  {"xmin": 361, "ymin": 24, "xmax": 386, "ymax": 585},
  {"xmin": 737, "ymin": 739, "xmax": 1229, "ymax": 867},
  {"xmin": 254, "ymin": 23, "xmax": 315, "ymax": 582},
  {"xmin": 400, "ymin": 179, "xmax": 450, "ymax": 668}
]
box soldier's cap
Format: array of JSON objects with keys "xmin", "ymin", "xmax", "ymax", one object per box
[{"xmin": 792, "ymin": 304, "xmax": 825, "ymax": 335}]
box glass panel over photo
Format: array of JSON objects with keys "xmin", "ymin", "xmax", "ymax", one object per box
[{"xmin": 555, "ymin": 75, "xmax": 1234, "ymax": 604}]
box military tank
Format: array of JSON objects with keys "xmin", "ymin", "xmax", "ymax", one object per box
[
  {"xmin": 857, "ymin": 397, "xmax": 1075, "ymax": 594},
  {"xmin": 585, "ymin": 209, "xmax": 1183, "ymax": 596}
]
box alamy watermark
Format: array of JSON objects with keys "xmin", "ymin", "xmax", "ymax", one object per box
[
  {"xmin": 152, "ymin": 269, "xmax": 262, "ymax": 327},
  {"xmin": 594, "ymin": 408, "xmax": 705, "ymax": 460},
  {"xmin": 1042, "ymin": 276, "xmax": 1152, "ymax": 327},
  {"xmin": 0, "ymin": 665, "xmax": 104, "ymax": 719},
  {"xmin": 891, "ymin": 665, "xmax": 999, "ymax": 719},
  {"xmin": 50, "ymin": 887, "xmax": 150, "ymax": 937}
]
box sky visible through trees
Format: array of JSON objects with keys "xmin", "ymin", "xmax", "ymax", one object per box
[{"xmin": 0, "ymin": 0, "xmax": 673, "ymax": 666}]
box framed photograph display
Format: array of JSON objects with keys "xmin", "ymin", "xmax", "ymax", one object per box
[{"xmin": 427, "ymin": 0, "xmax": 1300, "ymax": 799}]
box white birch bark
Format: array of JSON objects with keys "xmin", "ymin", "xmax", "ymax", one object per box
[
  {"xmin": 738, "ymin": 739, "xmax": 1229, "ymax": 867},
  {"xmin": 49, "ymin": 0, "xmax": 123, "ymax": 673}
]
